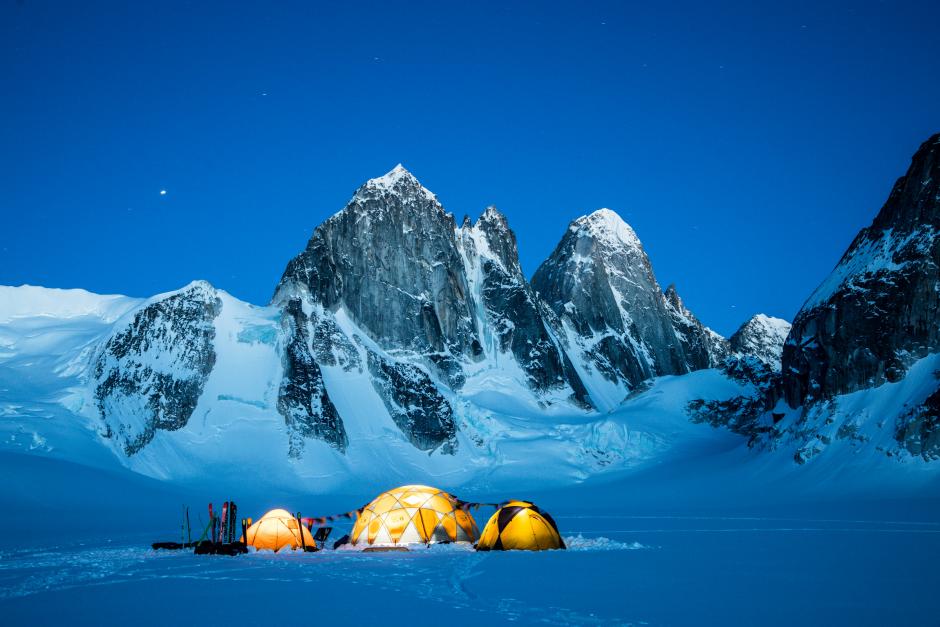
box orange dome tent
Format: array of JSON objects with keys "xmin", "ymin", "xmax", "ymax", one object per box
[
  {"xmin": 243, "ymin": 508, "xmax": 315, "ymax": 552},
  {"xmin": 350, "ymin": 485, "xmax": 479, "ymax": 547}
]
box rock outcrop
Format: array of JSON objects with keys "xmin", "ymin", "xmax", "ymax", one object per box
[
  {"xmin": 277, "ymin": 299, "xmax": 347, "ymax": 456},
  {"xmin": 93, "ymin": 282, "xmax": 221, "ymax": 455}
]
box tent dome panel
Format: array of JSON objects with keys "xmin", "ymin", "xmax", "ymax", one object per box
[{"xmin": 350, "ymin": 485, "xmax": 479, "ymax": 547}]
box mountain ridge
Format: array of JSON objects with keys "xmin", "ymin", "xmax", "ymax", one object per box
[{"xmin": 3, "ymin": 135, "xmax": 939, "ymax": 489}]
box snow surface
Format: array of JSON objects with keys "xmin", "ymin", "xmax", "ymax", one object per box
[{"xmin": 1, "ymin": 450, "xmax": 938, "ymax": 626}]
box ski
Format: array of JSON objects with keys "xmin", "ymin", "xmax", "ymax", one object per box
[
  {"xmin": 228, "ymin": 502, "xmax": 238, "ymax": 543},
  {"xmin": 219, "ymin": 501, "xmax": 229, "ymax": 543}
]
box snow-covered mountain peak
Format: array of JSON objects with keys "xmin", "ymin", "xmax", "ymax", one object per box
[
  {"xmin": 729, "ymin": 313, "xmax": 791, "ymax": 370},
  {"xmin": 749, "ymin": 313, "xmax": 789, "ymax": 332},
  {"xmin": 570, "ymin": 208, "xmax": 641, "ymax": 249},
  {"xmin": 356, "ymin": 163, "xmax": 437, "ymax": 203}
]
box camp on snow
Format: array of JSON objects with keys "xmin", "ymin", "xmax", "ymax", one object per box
[{"xmin": 152, "ymin": 486, "xmax": 566, "ymax": 554}]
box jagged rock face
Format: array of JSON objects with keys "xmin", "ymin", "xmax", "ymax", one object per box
[
  {"xmin": 366, "ymin": 350, "xmax": 458, "ymax": 454},
  {"xmin": 729, "ymin": 314, "xmax": 791, "ymax": 371},
  {"xmin": 277, "ymin": 299, "xmax": 347, "ymax": 456},
  {"xmin": 532, "ymin": 209, "xmax": 688, "ymax": 389},
  {"xmin": 94, "ymin": 283, "xmax": 221, "ymax": 455},
  {"xmin": 274, "ymin": 165, "xmax": 481, "ymax": 386},
  {"xmin": 782, "ymin": 134, "xmax": 940, "ymax": 406},
  {"xmin": 895, "ymin": 378, "xmax": 940, "ymax": 461},
  {"xmin": 664, "ymin": 285, "xmax": 726, "ymax": 370},
  {"xmin": 459, "ymin": 206, "xmax": 590, "ymax": 405}
]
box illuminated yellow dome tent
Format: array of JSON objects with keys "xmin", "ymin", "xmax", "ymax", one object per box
[
  {"xmin": 350, "ymin": 485, "xmax": 479, "ymax": 547},
  {"xmin": 243, "ymin": 508, "xmax": 315, "ymax": 552},
  {"xmin": 476, "ymin": 500, "xmax": 566, "ymax": 551}
]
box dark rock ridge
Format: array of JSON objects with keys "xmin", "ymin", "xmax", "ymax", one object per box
[
  {"xmin": 277, "ymin": 299, "xmax": 347, "ymax": 456},
  {"xmin": 94, "ymin": 282, "xmax": 221, "ymax": 455},
  {"xmin": 782, "ymin": 134, "xmax": 940, "ymax": 406},
  {"xmin": 664, "ymin": 284, "xmax": 728, "ymax": 370},
  {"xmin": 532, "ymin": 209, "xmax": 692, "ymax": 390}
]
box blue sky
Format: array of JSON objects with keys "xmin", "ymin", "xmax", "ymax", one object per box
[{"xmin": 2, "ymin": 1, "xmax": 938, "ymax": 335}]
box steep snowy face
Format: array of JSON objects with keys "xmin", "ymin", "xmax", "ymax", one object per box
[
  {"xmin": 729, "ymin": 314, "xmax": 790, "ymax": 371},
  {"xmin": 458, "ymin": 206, "xmax": 590, "ymax": 404},
  {"xmin": 93, "ymin": 282, "xmax": 221, "ymax": 455},
  {"xmin": 663, "ymin": 284, "xmax": 728, "ymax": 370},
  {"xmin": 532, "ymin": 209, "xmax": 688, "ymax": 403},
  {"xmin": 782, "ymin": 134, "xmax": 940, "ymax": 416},
  {"xmin": 274, "ymin": 165, "xmax": 481, "ymax": 385}
]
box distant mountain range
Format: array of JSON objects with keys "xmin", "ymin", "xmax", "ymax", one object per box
[{"xmin": 1, "ymin": 133, "xmax": 937, "ymax": 490}]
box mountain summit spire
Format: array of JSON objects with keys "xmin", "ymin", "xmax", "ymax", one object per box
[{"xmin": 358, "ymin": 163, "xmax": 437, "ymax": 202}]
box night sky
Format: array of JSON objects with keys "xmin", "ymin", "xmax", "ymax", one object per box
[{"xmin": 2, "ymin": 1, "xmax": 938, "ymax": 335}]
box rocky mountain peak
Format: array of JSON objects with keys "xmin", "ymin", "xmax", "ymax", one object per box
[
  {"xmin": 533, "ymin": 209, "xmax": 691, "ymax": 401},
  {"xmin": 664, "ymin": 284, "xmax": 683, "ymax": 309},
  {"xmin": 867, "ymin": 133, "xmax": 939, "ymax": 234},
  {"xmin": 465, "ymin": 206, "xmax": 521, "ymax": 275},
  {"xmin": 275, "ymin": 166, "xmax": 480, "ymax": 384}
]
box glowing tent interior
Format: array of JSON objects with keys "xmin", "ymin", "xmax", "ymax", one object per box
[
  {"xmin": 349, "ymin": 485, "xmax": 479, "ymax": 547},
  {"xmin": 243, "ymin": 508, "xmax": 316, "ymax": 552}
]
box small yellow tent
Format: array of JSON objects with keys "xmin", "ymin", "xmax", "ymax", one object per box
[
  {"xmin": 243, "ymin": 508, "xmax": 315, "ymax": 552},
  {"xmin": 476, "ymin": 500, "xmax": 566, "ymax": 551},
  {"xmin": 350, "ymin": 485, "xmax": 479, "ymax": 547}
]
